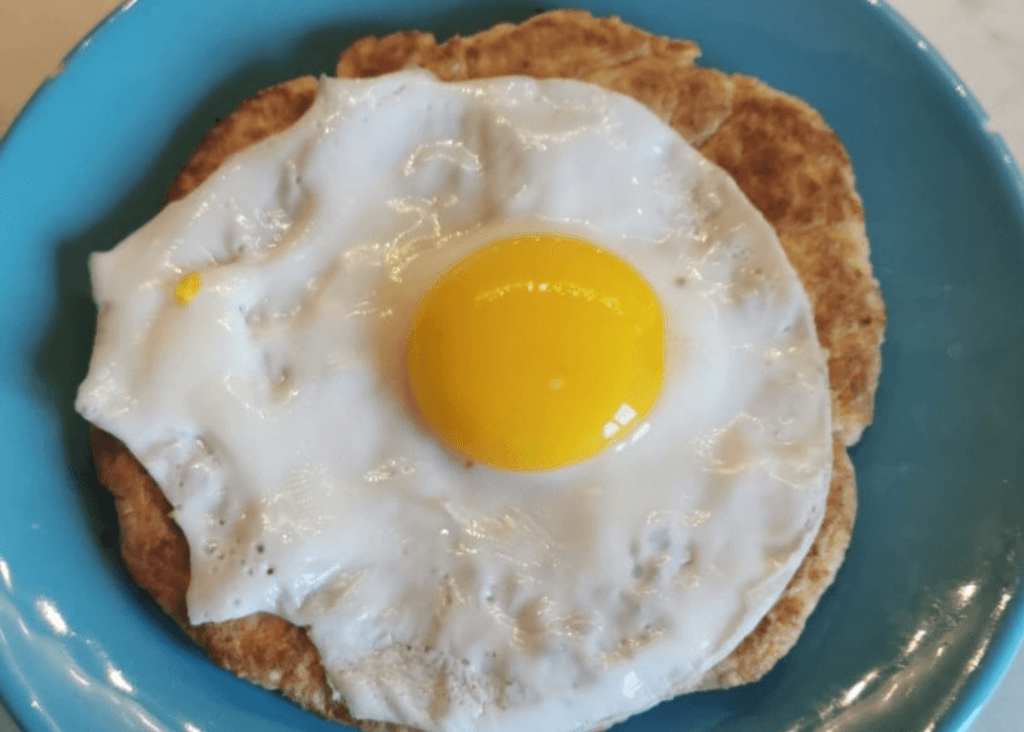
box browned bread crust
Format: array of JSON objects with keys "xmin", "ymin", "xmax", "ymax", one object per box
[
  {"xmin": 695, "ymin": 437, "xmax": 856, "ymax": 689},
  {"xmin": 93, "ymin": 9, "xmax": 882, "ymax": 729},
  {"xmin": 698, "ymin": 79, "xmax": 885, "ymax": 445},
  {"xmin": 166, "ymin": 76, "xmax": 320, "ymax": 204}
]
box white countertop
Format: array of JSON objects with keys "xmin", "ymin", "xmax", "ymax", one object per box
[{"xmin": 1, "ymin": 0, "xmax": 1021, "ymax": 730}]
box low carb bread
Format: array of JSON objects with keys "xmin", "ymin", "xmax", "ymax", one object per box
[{"xmin": 90, "ymin": 9, "xmax": 884, "ymax": 729}]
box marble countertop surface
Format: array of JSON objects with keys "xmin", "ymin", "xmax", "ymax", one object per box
[{"xmin": 1, "ymin": 0, "xmax": 1021, "ymax": 730}]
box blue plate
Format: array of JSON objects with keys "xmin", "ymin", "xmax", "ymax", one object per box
[{"xmin": 1, "ymin": 0, "xmax": 1022, "ymax": 730}]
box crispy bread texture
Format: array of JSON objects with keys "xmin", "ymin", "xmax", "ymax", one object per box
[{"xmin": 91, "ymin": 9, "xmax": 883, "ymax": 729}]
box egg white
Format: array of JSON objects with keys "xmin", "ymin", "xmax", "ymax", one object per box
[{"xmin": 77, "ymin": 71, "xmax": 831, "ymax": 732}]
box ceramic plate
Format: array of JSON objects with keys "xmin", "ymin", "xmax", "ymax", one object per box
[{"xmin": 1, "ymin": 0, "xmax": 1022, "ymax": 730}]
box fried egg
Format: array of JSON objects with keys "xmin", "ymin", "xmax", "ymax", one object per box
[{"xmin": 76, "ymin": 70, "xmax": 832, "ymax": 732}]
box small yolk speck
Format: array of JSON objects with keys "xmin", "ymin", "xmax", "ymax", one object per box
[
  {"xmin": 175, "ymin": 272, "xmax": 202, "ymax": 305},
  {"xmin": 406, "ymin": 233, "xmax": 665, "ymax": 471}
]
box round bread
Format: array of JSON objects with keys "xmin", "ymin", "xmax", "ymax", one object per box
[{"xmin": 90, "ymin": 9, "xmax": 882, "ymax": 730}]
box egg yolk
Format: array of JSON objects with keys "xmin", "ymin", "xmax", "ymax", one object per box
[
  {"xmin": 406, "ymin": 233, "xmax": 664, "ymax": 471},
  {"xmin": 175, "ymin": 271, "xmax": 202, "ymax": 305}
]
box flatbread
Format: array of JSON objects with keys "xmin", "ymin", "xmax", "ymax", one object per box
[{"xmin": 90, "ymin": 9, "xmax": 882, "ymax": 729}]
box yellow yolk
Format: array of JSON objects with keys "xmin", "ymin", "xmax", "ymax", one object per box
[
  {"xmin": 175, "ymin": 272, "xmax": 202, "ymax": 305},
  {"xmin": 407, "ymin": 234, "xmax": 664, "ymax": 471}
]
